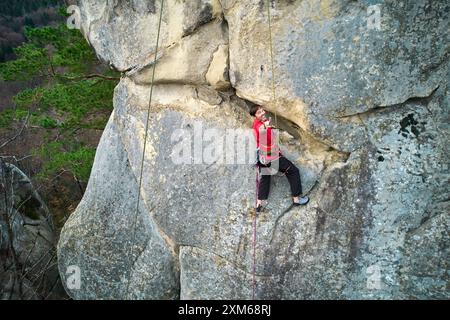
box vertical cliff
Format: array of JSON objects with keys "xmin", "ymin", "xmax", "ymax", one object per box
[{"xmin": 57, "ymin": 0, "xmax": 449, "ymax": 299}]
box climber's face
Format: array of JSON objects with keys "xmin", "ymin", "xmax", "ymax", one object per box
[{"xmin": 255, "ymin": 108, "xmax": 266, "ymax": 121}]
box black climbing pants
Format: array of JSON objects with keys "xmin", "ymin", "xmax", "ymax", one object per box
[{"xmin": 257, "ymin": 155, "xmax": 302, "ymax": 200}]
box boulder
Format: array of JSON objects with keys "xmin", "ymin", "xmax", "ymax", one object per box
[{"xmin": 0, "ymin": 160, "xmax": 62, "ymax": 299}]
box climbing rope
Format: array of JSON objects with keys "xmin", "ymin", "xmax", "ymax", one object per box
[
  {"xmin": 267, "ymin": 0, "xmax": 278, "ymax": 128},
  {"xmin": 125, "ymin": 0, "xmax": 165, "ymax": 298},
  {"xmin": 251, "ymin": 0, "xmax": 279, "ymax": 301},
  {"xmin": 252, "ymin": 168, "xmax": 260, "ymax": 300}
]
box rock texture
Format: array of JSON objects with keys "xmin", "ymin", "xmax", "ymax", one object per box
[
  {"xmin": 58, "ymin": 0, "xmax": 449, "ymax": 299},
  {"xmin": 0, "ymin": 160, "xmax": 63, "ymax": 299}
]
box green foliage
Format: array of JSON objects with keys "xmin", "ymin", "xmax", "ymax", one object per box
[
  {"xmin": 39, "ymin": 80, "xmax": 115, "ymax": 113},
  {"xmin": 37, "ymin": 116, "xmax": 58, "ymax": 128},
  {"xmin": 0, "ymin": 1, "xmax": 64, "ymax": 63},
  {"xmin": 0, "ymin": 19, "xmax": 119, "ymax": 183},
  {"xmin": 1, "ymin": 76, "xmax": 116, "ymax": 130},
  {"xmin": 12, "ymin": 86, "xmax": 44, "ymax": 108},
  {"xmin": 0, "ymin": 43, "xmax": 49, "ymax": 80},
  {"xmin": 33, "ymin": 140, "xmax": 96, "ymax": 182},
  {"xmin": 0, "ymin": 109, "xmax": 16, "ymax": 127},
  {"xmin": 11, "ymin": 78, "xmax": 115, "ymax": 127},
  {"xmin": 24, "ymin": 24, "xmax": 96, "ymax": 73},
  {"xmin": 0, "ymin": 108, "xmax": 31, "ymax": 128},
  {"xmin": 57, "ymin": 6, "xmax": 69, "ymax": 17},
  {"xmin": 0, "ymin": 24, "xmax": 98, "ymax": 80}
]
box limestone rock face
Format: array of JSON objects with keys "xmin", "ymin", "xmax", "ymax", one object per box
[
  {"xmin": 223, "ymin": 0, "xmax": 448, "ymax": 152},
  {"xmin": 56, "ymin": 111, "xmax": 179, "ymax": 299},
  {"xmin": 130, "ymin": 19, "xmax": 228, "ymax": 86},
  {"xmin": 206, "ymin": 44, "xmax": 230, "ymax": 90},
  {"xmin": 77, "ymin": 0, "xmax": 222, "ymax": 72},
  {"xmin": 58, "ymin": 0, "xmax": 449, "ymax": 299}
]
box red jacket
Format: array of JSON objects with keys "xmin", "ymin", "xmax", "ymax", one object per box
[
  {"xmin": 252, "ymin": 119, "xmax": 271, "ymax": 148},
  {"xmin": 252, "ymin": 118, "xmax": 280, "ymax": 160}
]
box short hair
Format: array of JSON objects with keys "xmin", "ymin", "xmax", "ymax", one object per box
[{"xmin": 249, "ymin": 105, "xmax": 262, "ymax": 117}]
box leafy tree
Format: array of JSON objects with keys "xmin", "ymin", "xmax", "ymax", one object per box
[
  {"xmin": 0, "ymin": 24, "xmax": 99, "ymax": 80},
  {"xmin": 0, "ymin": 1, "xmax": 65, "ymax": 63},
  {"xmin": 0, "ymin": 19, "xmax": 120, "ymax": 183}
]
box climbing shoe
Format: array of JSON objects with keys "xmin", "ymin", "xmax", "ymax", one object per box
[
  {"xmin": 293, "ymin": 196, "xmax": 309, "ymax": 206},
  {"xmin": 256, "ymin": 204, "xmax": 263, "ymax": 213}
]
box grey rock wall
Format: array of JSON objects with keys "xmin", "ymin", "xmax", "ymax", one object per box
[
  {"xmin": 0, "ymin": 160, "xmax": 61, "ymax": 299},
  {"xmin": 57, "ymin": 0, "xmax": 449, "ymax": 299}
]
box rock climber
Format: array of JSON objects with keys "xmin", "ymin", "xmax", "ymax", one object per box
[{"xmin": 250, "ymin": 105, "xmax": 309, "ymax": 212}]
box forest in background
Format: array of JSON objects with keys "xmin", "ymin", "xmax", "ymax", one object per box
[
  {"xmin": 0, "ymin": 0, "xmax": 66, "ymax": 62},
  {"xmin": 1, "ymin": 3, "xmax": 119, "ymax": 229},
  {"xmin": 0, "ymin": 2, "xmax": 119, "ymax": 299}
]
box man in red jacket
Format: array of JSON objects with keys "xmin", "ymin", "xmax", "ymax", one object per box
[{"xmin": 250, "ymin": 105, "xmax": 309, "ymax": 212}]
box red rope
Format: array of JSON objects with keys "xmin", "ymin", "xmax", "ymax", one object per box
[{"xmin": 252, "ymin": 168, "xmax": 259, "ymax": 300}]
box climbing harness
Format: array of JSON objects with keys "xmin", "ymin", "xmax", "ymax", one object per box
[
  {"xmin": 257, "ymin": 129, "xmax": 281, "ymax": 165},
  {"xmin": 125, "ymin": 0, "xmax": 165, "ymax": 298}
]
